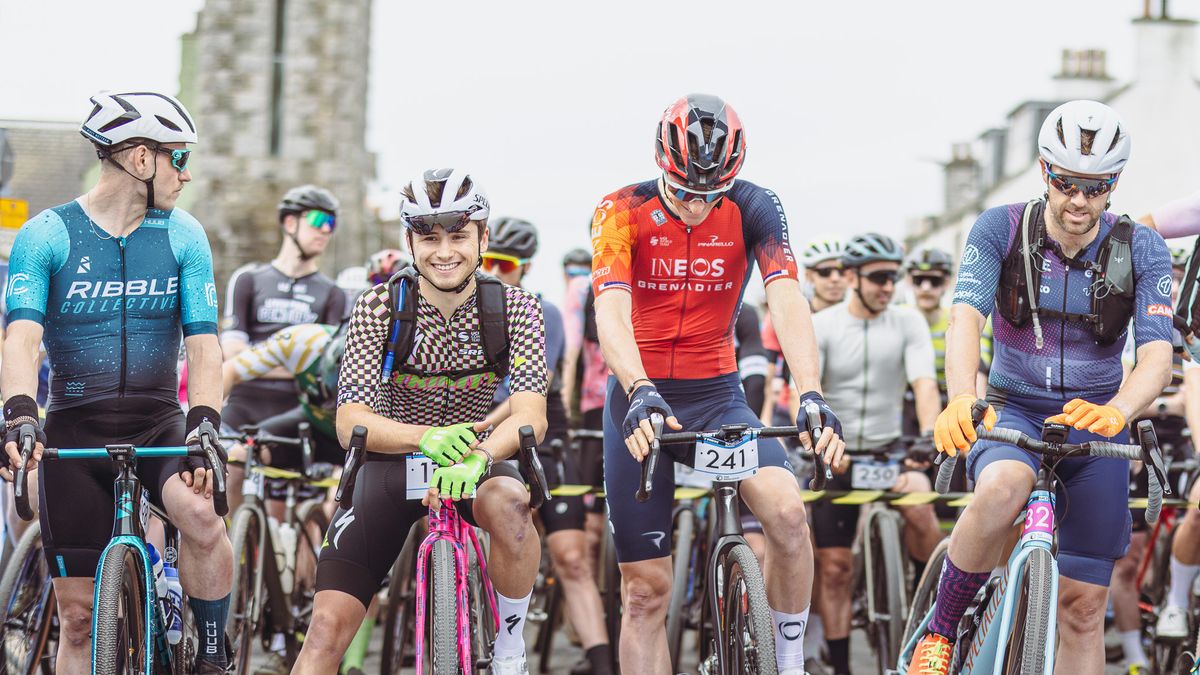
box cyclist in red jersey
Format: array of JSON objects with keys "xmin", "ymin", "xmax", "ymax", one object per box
[{"xmin": 592, "ymin": 93, "xmax": 845, "ymax": 675}]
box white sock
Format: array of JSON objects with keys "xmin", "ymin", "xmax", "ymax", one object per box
[
  {"xmin": 493, "ymin": 591, "xmax": 532, "ymax": 658},
  {"xmin": 771, "ymin": 606, "xmax": 810, "ymax": 670},
  {"xmin": 1169, "ymin": 557, "xmax": 1200, "ymax": 610},
  {"xmin": 1119, "ymin": 629, "xmax": 1147, "ymax": 667},
  {"xmin": 803, "ymin": 612, "xmax": 825, "ymax": 660}
]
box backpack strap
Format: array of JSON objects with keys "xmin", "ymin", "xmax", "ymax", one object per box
[
  {"xmin": 380, "ymin": 267, "xmax": 421, "ymax": 381},
  {"xmin": 1179, "ymin": 240, "xmax": 1200, "ymax": 336},
  {"xmin": 475, "ymin": 271, "xmax": 510, "ymax": 378}
]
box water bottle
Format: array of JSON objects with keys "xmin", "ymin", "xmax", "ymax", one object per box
[
  {"xmin": 277, "ymin": 522, "xmax": 297, "ymax": 595},
  {"xmin": 163, "ymin": 564, "xmax": 184, "ymax": 645},
  {"xmin": 146, "ymin": 544, "xmax": 168, "ymax": 601}
]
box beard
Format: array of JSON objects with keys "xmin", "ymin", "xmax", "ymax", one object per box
[{"xmin": 1050, "ymin": 197, "xmax": 1104, "ymax": 236}]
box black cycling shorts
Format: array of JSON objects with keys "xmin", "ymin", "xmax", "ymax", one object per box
[
  {"xmin": 580, "ymin": 408, "xmax": 606, "ymax": 514},
  {"xmin": 39, "ymin": 397, "xmax": 187, "ymax": 578},
  {"xmin": 254, "ymin": 407, "xmax": 344, "ymax": 501},
  {"xmin": 222, "ymin": 379, "xmax": 300, "ymax": 432},
  {"xmin": 810, "ymin": 470, "xmax": 858, "ymax": 549},
  {"xmin": 315, "ymin": 453, "xmax": 523, "ymax": 608},
  {"xmin": 537, "ymin": 430, "xmax": 585, "ymax": 535}
]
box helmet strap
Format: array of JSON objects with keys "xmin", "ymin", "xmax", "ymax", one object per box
[{"xmin": 103, "ymin": 145, "xmax": 159, "ymax": 210}]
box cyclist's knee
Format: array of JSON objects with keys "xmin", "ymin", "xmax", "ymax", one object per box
[
  {"xmin": 170, "ymin": 494, "xmax": 227, "ymax": 546},
  {"xmin": 477, "ymin": 478, "xmax": 534, "ymax": 547},
  {"xmin": 756, "ymin": 494, "xmax": 809, "ymax": 552},
  {"xmin": 56, "ymin": 592, "xmax": 93, "ymax": 647},
  {"xmin": 550, "ymin": 541, "xmax": 591, "ymax": 584},
  {"xmin": 305, "ymin": 606, "xmax": 356, "ymax": 655},
  {"xmin": 621, "ymin": 565, "xmax": 671, "ymax": 621},
  {"xmin": 1057, "ymin": 586, "xmax": 1107, "ymax": 638},
  {"xmin": 898, "ymin": 469, "xmax": 932, "ymax": 492},
  {"xmin": 971, "ymin": 463, "xmax": 1034, "ymax": 517},
  {"xmin": 815, "ymin": 549, "xmax": 853, "ymax": 589}
]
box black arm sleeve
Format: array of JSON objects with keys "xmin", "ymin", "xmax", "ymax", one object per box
[{"xmin": 222, "ymin": 266, "xmax": 255, "ymax": 340}]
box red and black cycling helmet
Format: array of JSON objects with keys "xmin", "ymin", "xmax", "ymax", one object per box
[
  {"xmin": 366, "ymin": 248, "xmax": 413, "ymax": 285},
  {"xmin": 655, "ymin": 94, "xmax": 746, "ymax": 191}
]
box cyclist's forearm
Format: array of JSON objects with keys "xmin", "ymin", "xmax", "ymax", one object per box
[
  {"xmin": 911, "ymin": 377, "xmax": 940, "ymax": 434},
  {"xmin": 1110, "ymin": 340, "xmax": 1173, "ymax": 421},
  {"xmin": 594, "ymin": 290, "xmax": 649, "ymax": 391},
  {"xmin": 478, "ymin": 392, "xmax": 547, "ymax": 462},
  {"xmin": 184, "ymin": 334, "xmax": 223, "ymax": 412},
  {"xmin": 336, "ymin": 402, "xmax": 425, "ymax": 453},
  {"xmin": 0, "ymin": 321, "xmax": 43, "ymax": 401},
  {"xmin": 945, "ymin": 304, "xmax": 986, "ymax": 399},
  {"xmin": 765, "ymin": 279, "xmax": 822, "ymax": 395}
]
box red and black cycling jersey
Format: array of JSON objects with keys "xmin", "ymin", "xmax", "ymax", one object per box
[{"xmin": 590, "ymin": 179, "xmax": 797, "ymax": 380}]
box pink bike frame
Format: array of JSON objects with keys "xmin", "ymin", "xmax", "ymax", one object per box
[{"xmin": 414, "ymin": 503, "xmax": 500, "ymax": 674}]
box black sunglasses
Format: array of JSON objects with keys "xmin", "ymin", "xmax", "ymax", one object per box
[
  {"xmin": 811, "ymin": 266, "xmax": 844, "ymax": 278},
  {"xmin": 911, "ymin": 274, "xmax": 946, "ymax": 288},
  {"xmin": 155, "ymin": 146, "xmax": 191, "ymax": 172},
  {"xmin": 863, "ymin": 270, "xmax": 901, "ymax": 286}
]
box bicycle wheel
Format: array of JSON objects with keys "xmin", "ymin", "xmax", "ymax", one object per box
[
  {"xmin": 719, "ymin": 544, "xmax": 776, "ymax": 675},
  {"xmin": 93, "ymin": 543, "xmax": 150, "ymax": 675},
  {"xmin": 289, "ymin": 500, "xmax": 329, "ymax": 661},
  {"xmin": 902, "ymin": 538, "xmax": 948, "ymax": 650},
  {"xmin": 380, "ymin": 522, "xmax": 420, "ymax": 675},
  {"xmin": 867, "ymin": 512, "xmax": 908, "ymax": 670},
  {"xmin": 226, "ymin": 507, "xmax": 264, "ymax": 675},
  {"xmin": 426, "ymin": 539, "xmax": 460, "ymax": 675},
  {"xmin": 1001, "ymin": 547, "xmax": 1054, "ymax": 674},
  {"xmin": 0, "ymin": 522, "xmax": 56, "ymax": 675},
  {"xmin": 667, "ymin": 506, "xmax": 696, "ymax": 670}
]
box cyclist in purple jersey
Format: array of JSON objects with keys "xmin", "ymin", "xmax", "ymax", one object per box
[{"xmin": 909, "ymin": 100, "xmax": 1173, "ymax": 674}]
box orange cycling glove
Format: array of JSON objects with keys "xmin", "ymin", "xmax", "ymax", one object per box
[
  {"xmin": 933, "ymin": 394, "xmax": 997, "ymax": 457},
  {"xmin": 1045, "ymin": 398, "xmax": 1126, "ymax": 438}
]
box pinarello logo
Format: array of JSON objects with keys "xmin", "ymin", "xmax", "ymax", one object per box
[{"xmin": 698, "ymin": 234, "xmax": 735, "ymax": 248}]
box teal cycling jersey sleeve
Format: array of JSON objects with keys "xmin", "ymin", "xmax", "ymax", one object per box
[
  {"xmin": 6, "ymin": 209, "xmax": 71, "ymax": 324},
  {"xmin": 168, "ymin": 208, "xmax": 219, "ymax": 336}
]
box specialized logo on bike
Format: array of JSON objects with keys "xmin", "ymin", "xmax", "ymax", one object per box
[
  {"xmin": 850, "ymin": 459, "xmax": 900, "ymax": 490},
  {"xmin": 1022, "ymin": 493, "xmax": 1055, "ymax": 544},
  {"xmin": 407, "ymin": 454, "xmax": 438, "ymax": 499},
  {"xmin": 689, "ymin": 436, "xmax": 759, "ymax": 482}
]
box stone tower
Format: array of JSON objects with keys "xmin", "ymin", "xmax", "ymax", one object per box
[{"xmin": 179, "ymin": 0, "xmax": 375, "ymax": 284}]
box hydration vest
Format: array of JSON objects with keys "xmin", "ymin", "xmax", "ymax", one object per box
[
  {"xmin": 1176, "ymin": 240, "xmax": 1200, "ymax": 339},
  {"xmin": 380, "ymin": 267, "xmax": 510, "ymax": 381},
  {"xmin": 996, "ymin": 199, "xmax": 1136, "ymax": 348}
]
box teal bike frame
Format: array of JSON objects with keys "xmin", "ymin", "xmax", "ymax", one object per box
[{"xmin": 10, "ymin": 423, "xmax": 228, "ymax": 675}]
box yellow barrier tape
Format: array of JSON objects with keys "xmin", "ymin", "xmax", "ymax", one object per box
[
  {"xmin": 549, "ymin": 485, "xmax": 593, "ymax": 497},
  {"xmin": 832, "ymin": 490, "xmax": 885, "ymax": 505},
  {"xmin": 250, "ymin": 466, "xmax": 339, "ymax": 487},
  {"xmin": 674, "ymin": 487, "xmax": 710, "ymax": 500},
  {"xmin": 889, "ymin": 491, "xmax": 941, "ymax": 506}
]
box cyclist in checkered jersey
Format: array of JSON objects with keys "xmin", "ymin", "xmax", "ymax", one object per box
[{"xmin": 292, "ymin": 169, "xmax": 548, "ymax": 675}]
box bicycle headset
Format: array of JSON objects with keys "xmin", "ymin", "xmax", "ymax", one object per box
[
  {"xmin": 996, "ymin": 198, "xmax": 1136, "ymax": 348},
  {"xmin": 380, "ymin": 266, "xmax": 510, "ymax": 381}
]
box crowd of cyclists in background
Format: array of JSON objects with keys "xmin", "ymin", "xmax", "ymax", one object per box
[{"xmin": 5, "ymin": 87, "xmax": 1200, "ymax": 675}]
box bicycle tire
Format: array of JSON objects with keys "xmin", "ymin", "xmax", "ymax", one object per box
[
  {"xmin": 720, "ymin": 544, "xmax": 777, "ymax": 675},
  {"xmin": 380, "ymin": 522, "xmax": 420, "ymax": 675},
  {"xmin": 667, "ymin": 506, "xmax": 696, "ymax": 670},
  {"xmin": 428, "ymin": 539, "xmax": 460, "ymax": 675},
  {"xmin": 868, "ymin": 511, "xmax": 908, "ymax": 670},
  {"xmin": 902, "ymin": 538, "xmax": 948, "ymax": 650},
  {"xmin": 0, "ymin": 522, "xmax": 56, "ymax": 675},
  {"xmin": 226, "ymin": 507, "xmax": 263, "ymax": 675},
  {"xmin": 93, "ymin": 543, "xmax": 150, "ymax": 675},
  {"xmin": 1001, "ymin": 547, "xmax": 1054, "ymax": 674},
  {"xmin": 288, "ymin": 500, "xmax": 329, "ymax": 662}
]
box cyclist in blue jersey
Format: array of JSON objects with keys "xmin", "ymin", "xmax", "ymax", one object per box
[
  {"xmin": 908, "ymin": 100, "xmax": 1174, "ymax": 674},
  {"xmin": 0, "ymin": 91, "xmax": 233, "ymax": 675}
]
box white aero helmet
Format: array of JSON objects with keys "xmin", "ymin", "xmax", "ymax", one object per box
[
  {"xmin": 1037, "ymin": 100, "xmax": 1130, "ymax": 175},
  {"xmin": 801, "ymin": 235, "xmax": 844, "ymax": 267},
  {"xmin": 80, "ymin": 91, "xmax": 198, "ymax": 147},
  {"xmin": 399, "ymin": 168, "xmax": 490, "ymax": 235}
]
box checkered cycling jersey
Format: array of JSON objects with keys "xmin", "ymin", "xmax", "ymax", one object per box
[{"xmin": 337, "ymin": 281, "xmax": 548, "ymax": 426}]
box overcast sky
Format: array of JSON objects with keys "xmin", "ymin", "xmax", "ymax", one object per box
[{"xmin": 0, "ymin": 0, "xmax": 1191, "ymax": 296}]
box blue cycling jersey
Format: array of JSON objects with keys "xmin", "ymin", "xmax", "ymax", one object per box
[
  {"xmin": 953, "ymin": 203, "xmax": 1173, "ymax": 400},
  {"xmin": 5, "ymin": 201, "xmax": 218, "ymax": 410}
]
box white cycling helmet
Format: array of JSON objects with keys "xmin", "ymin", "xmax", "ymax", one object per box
[
  {"xmin": 1037, "ymin": 100, "xmax": 1130, "ymax": 176},
  {"xmin": 399, "ymin": 168, "xmax": 490, "ymax": 235},
  {"xmin": 801, "ymin": 235, "xmax": 844, "ymax": 267},
  {"xmin": 80, "ymin": 91, "xmax": 198, "ymax": 147}
]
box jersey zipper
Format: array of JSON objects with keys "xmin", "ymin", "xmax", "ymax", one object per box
[
  {"xmin": 119, "ymin": 237, "xmax": 128, "ymax": 397},
  {"xmin": 669, "ymin": 225, "xmax": 693, "ymax": 378}
]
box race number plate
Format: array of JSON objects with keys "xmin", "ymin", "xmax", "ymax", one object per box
[
  {"xmin": 674, "ymin": 463, "xmax": 715, "ymax": 489},
  {"xmin": 850, "ymin": 460, "xmax": 900, "ymax": 490},
  {"xmin": 690, "ymin": 436, "xmax": 760, "ymax": 482},
  {"xmin": 406, "ymin": 454, "xmax": 438, "ymax": 500}
]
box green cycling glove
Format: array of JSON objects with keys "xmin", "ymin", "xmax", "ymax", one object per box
[
  {"xmin": 420, "ymin": 423, "xmax": 477, "ymax": 467},
  {"xmin": 430, "ymin": 453, "xmax": 489, "ymax": 500}
]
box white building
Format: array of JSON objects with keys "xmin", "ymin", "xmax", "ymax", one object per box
[{"xmin": 909, "ymin": 14, "xmax": 1200, "ymax": 256}]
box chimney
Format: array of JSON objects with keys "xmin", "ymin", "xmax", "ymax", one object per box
[
  {"xmin": 1052, "ymin": 48, "xmax": 1115, "ymax": 100},
  {"xmin": 1132, "ymin": 14, "xmax": 1197, "ymax": 89},
  {"xmin": 944, "ymin": 143, "xmax": 981, "ymax": 215}
]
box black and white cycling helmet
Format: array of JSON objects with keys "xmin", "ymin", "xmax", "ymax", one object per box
[
  {"xmin": 400, "ymin": 168, "xmax": 490, "ymax": 235},
  {"xmin": 562, "ymin": 247, "xmax": 591, "ymax": 268},
  {"xmin": 80, "ymin": 91, "xmax": 198, "ymax": 148},
  {"xmin": 800, "ymin": 235, "xmax": 844, "ymax": 268},
  {"xmin": 1038, "ymin": 100, "xmax": 1131, "ymax": 175},
  {"xmin": 278, "ymin": 185, "xmax": 339, "ymax": 217},
  {"xmin": 488, "ymin": 218, "xmax": 539, "ymax": 259},
  {"xmin": 905, "ymin": 248, "xmax": 954, "ymax": 274},
  {"xmin": 842, "ymin": 233, "xmax": 904, "ymax": 268}
]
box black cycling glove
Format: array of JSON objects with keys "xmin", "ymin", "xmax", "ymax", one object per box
[
  {"xmin": 622, "ymin": 384, "xmax": 675, "ymax": 439},
  {"xmin": 796, "ymin": 391, "xmax": 843, "ymax": 441},
  {"xmin": 180, "ymin": 406, "xmax": 227, "ymax": 479}
]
